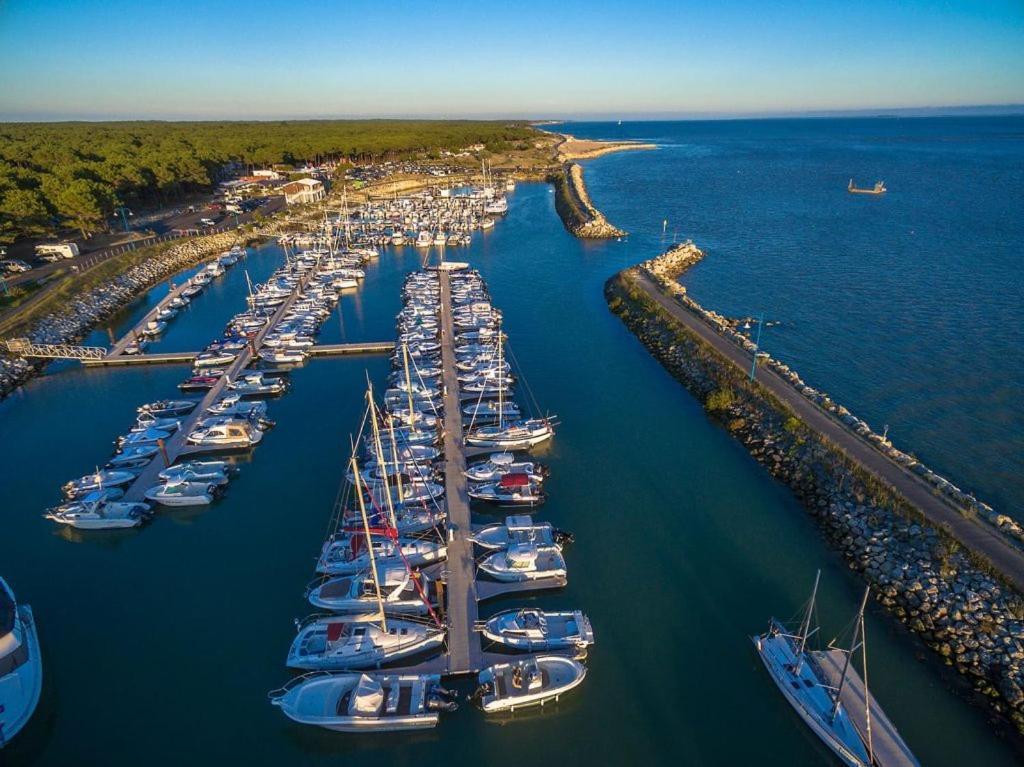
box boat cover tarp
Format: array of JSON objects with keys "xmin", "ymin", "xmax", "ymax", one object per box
[{"xmin": 498, "ymin": 473, "xmax": 530, "ymax": 489}]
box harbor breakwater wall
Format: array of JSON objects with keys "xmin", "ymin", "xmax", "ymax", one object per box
[
  {"xmin": 0, "ymin": 231, "xmax": 253, "ymax": 400},
  {"xmin": 606, "ymin": 243, "xmax": 1024, "ymax": 734},
  {"xmin": 551, "ymin": 163, "xmax": 625, "ymax": 239}
]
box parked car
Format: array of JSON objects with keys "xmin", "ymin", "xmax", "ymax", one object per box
[
  {"xmin": 1, "ymin": 259, "xmax": 32, "ymax": 274},
  {"xmin": 199, "ymin": 217, "xmax": 218, "ymax": 227}
]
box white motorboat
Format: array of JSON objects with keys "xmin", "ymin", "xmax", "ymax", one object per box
[
  {"xmin": 194, "ymin": 351, "xmax": 237, "ymax": 367},
  {"xmin": 474, "ymin": 656, "xmax": 585, "ymax": 713},
  {"xmin": 117, "ymin": 427, "xmax": 171, "ymax": 449},
  {"xmin": 206, "ymin": 394, "xmax": 268, "ymax": 420},
  {"xmin": 158, "ymin": 461, "xmax": 232, "ymax": 484},
  {"xmin": 415, "ymin": 231, "xmax": 432, "ymax": 248},
  {"xmin": 269, "ymin": 672, "xmax": 456, "ymax": 732},
  {"xmin": 307, "ymin": 568, "xmax": 436, "ymax": 615},
  {"xmin": 462, "ymin": 400, "xmax": 520, "ymax": 422},
  {"xmin": 469, "ymin": 474, "xmax": 545, "ymax": 507},
  {"xmin": 133, "ymin": 414, "xmax": 181, "ymax": 432},
  {"xmin": 259, "ymin": 348, "xmax": 307, "ymax": 365},
  {"xmin": 465, "ymin": 453, "xmax": 544, "ymax": 483},
  {"xmin": 62, "ymin": 469, "xmax": 136, "ymax": 498},
  {"xmin": 186, "ymin": 420, "xmax": 263, "ymax": 449},
  {"xmin": 228, "ymin": 373, "xmax": 288, "ymax": 397},
  {"xmin": 45, "ymin": 493, "xmax": 151, "ymax": 530},
  {"xmin": 465, "ymin": 419, "xmax": 554, "ymax": 450},
  {"xmin": 482, "ymin": 609, "xmax": 594, "ymax": 652},
  {"xmin": 145, "ymin": 479, "xmax": 218, "ymax": 506},
  {"xmin": 478, "ymin": 542, "xmax": 566, "ymax": 583},
  {"xmin": 316, "ymin": 536, "xmax": 447, "ymax": 576},
  {"xmin": 287, "ymin": 615, "xmax": 445, "ymax": 670},
  {"xmin": 0, "ymin": 577, "xmax": 42, "ymax": 747},
  {"xmin": 141, "ymin": 320, "xmax": 167, "ymax": 337},
  {"xmin": 470, "ymin": 515, "xmax": 571, "ymax": 551},
  {"xmin": 107, "ymin": 445, "xmax": 159, "ymax": 466},
  {"xmin": 138, "ymin": 399, "xmax": 197, "ymax": 417}
]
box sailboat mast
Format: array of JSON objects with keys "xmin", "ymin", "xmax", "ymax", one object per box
[
  {"xmin": 387, "ymin": 417, "xmax": 405, "ymax": 507},
  {"xmin": 497, "ymin": 318, "xmax": 504, "ymax": 430},
  {"xmin": 830, "ymin": 585, "xmax": 870, "ymax": 723},
  {"xmin": 366, "ymin": 384, "xmax": 399, "ymax": 529},
  {"xmin": 795, "ymin": 569, "xmax": 821, "ymax": 672},
  {"xmin": 351, "ymin": 454, "xmax": 387, "ymax": 632},
  {"xmin": 861, "ymin": 602, "xmax": 874, "ymax": 764},
  {"xmin": 403, "ymin": 342, "xmax": 416, "ymax": 431}
]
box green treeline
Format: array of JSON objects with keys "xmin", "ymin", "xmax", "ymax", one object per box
[{"xmin": 0, "ymin": 120, "xmax": 534, "ymax": 242}]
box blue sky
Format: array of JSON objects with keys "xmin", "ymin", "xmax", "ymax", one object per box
[{"xmin": 0, "ymin": 0, "xmax": 1022, "ymax": 120}]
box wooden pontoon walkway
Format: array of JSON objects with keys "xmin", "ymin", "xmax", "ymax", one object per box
[
  {"xmin": 82, "ymin": 342, "xmax": 394, "ymax": 367},
  {"xmin": 121, "ymin": 267, "xmax": 317, "ymax": 502},
  {"xmin": 107, "ymin": 278, "xmax": 199, "ymax": 357},
  {"xmin": 438, "ymin": 269, "xmax": 483, "ymax": 676},
  {"xmin": 811, "ymin": 649, "xmax": 921, "ymax": 767}
]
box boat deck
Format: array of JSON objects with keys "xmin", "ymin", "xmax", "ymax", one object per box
[{"xmin": 810, "ymin": 649, "xmax": 921, "ymax": 767}]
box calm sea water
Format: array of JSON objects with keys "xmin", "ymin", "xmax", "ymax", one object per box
[
  {"xmin": 567, "ymin": 116, "xmax": 1024, "ymax": 523},
  {"xmin": 1, "ymin": 175, "xmax": 1021, "ymax": 764}
]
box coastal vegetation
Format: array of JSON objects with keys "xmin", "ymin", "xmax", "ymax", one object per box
[{"xmin": 0, "ymin": 120, "xmax": 534, "ymax": 243}]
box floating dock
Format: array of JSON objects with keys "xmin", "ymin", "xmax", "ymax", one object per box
[
  {"xmin": 437, "ymin": 270, "xmax": 483, "ymax": 676},
  {"xmin": 107, "ymin": 277, "xmax": 200, "ymax": 357},
  {"xmin": 811, "ymin": 649, "xmax": 921, "ymax": 767},
  {"xmin": 83, "ymin": 342, "xmax": 394, "ymax": 367},
  {"xmin": 120, "ymin": 267, "xmax": 317, "ymax": 502}
]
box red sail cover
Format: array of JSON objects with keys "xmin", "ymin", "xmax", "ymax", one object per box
[
  {"xmin": 498, "ymin": 473, "xmax": 530, "ymax": 489},
  {"xmin": 326, "ymin": 622, "xmax": 346, "ymax": 642}
]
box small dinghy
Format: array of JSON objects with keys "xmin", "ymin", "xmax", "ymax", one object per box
[
  {"xmin": 316, "ymin": 536, "xmax": 447, "ymax": 576},
  {"xmin": 138, "ymin": 399, "xmax": 197, "ymax": 417},
  {"xmin": 287, "ymin": 615, "xmax": 445, "ymax": 670},
  {"xmin": 45, "ymin": 493, "xmax": 151, "ymax": 530},
  {"xmin": 482, "ymin": 609, "xmax": 594, "ymax": 652},
  {"xmin": 469, "ymin": 474, "xmax": 545, "ymax": 507},
  {"xmin": 307, "ymin": 568, "xmax": 436, "ymax": 615},
  {"xmin": 145, "ymin": 479, "xmax": 219, "ymax": 507},
  {"xmin": 474, "ymin": 656, "xmax": 586, "ymax": 713},
  {"xmin": 478, "ymin": 542, "xmax": 566, "ymax": 583},
  {"xmin": 465, "ymin": 453, "xmax": 545, "ymax": 483},
  {"xmin": 470, "ymin": 515, "xmax": 572, "ymax": 551},
  {"xmin": 269, "ymin": 672, "xmax": 457, "ymax": 732},
  {"xmin": 0, "ymin": 577, "xmax": 43, "ymax": 746},
  {"xmin": 62, "ymin": 469, "xmax": 136, "ymax": 498},
  {"xmin": 466, "ymin": 419, "xmax": 554, "ymax": 450}
]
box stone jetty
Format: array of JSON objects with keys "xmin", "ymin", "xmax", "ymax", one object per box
[
  {"xmin": 0, "ymin": 231, "xmax": 247, "ymax": 400},
  {"xmin": 552, "ymin": 162, "xmax": 625, "ymax": 239},
  {"xmin": 606, "ymin": 242, "xmax": 1024, "ymax": 734}
]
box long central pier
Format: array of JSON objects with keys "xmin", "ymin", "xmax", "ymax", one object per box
[
  {"xmin": 121, "ymin": 268, "xmax": 317, "ymax": 502},
  {"xmin": 438, "ymin": 269, "xmax": 482, "ymax": 675}
]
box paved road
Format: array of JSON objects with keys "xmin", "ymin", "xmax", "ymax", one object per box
[
  {"xmin": 3, "ymin": 197, "xmax": 283, "ymax": 289},
  {"xmin": 633, "ymin": 269, "xmax": 1024, "ymax": 593}
]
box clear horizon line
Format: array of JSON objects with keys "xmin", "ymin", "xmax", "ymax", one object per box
[{"xmin": 1, "ymin": 103, "xmax": 1022, "ymax": 124}]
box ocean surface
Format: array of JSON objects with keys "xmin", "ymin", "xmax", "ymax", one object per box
[
  {"xmin": 1, "ymin": 130, "xmax": 1022, "ymax": 765},
  {"xmin": 567, "ymin": 116, "xmax": 1024, "ymax": 523}
]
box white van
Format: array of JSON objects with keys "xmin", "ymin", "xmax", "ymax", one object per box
[{"xmin": 35, "ymin": 243, "xmax": 80, "ymax": 260}]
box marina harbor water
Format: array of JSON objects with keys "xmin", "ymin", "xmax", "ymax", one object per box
[{"xmin": 0, "ymin": 182, "xmax": 1020, "ymax": 764}]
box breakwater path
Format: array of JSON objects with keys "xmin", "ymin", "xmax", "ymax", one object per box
[{"xmin": 630, "ymin": 265, "xmax": 1024, "ymax": 592}]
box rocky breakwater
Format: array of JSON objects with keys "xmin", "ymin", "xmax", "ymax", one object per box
[
  {"xmin": 0, "ymin": 231, "xmax": 247, "ymax": 399},
  {"xmin": 552, "ymin": 162, "xmax": 625, "ymax": 239},
  {"xmin": 605, "ymin": 242, "xmax": 1024, "ymax": 734}
]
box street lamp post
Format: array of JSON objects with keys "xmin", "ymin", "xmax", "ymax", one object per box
[{"xmin": 749, "ymin": 314, "xmax": 765, "ymax": 381}]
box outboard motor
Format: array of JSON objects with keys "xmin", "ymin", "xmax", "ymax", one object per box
[{"xmin": 553, "ymin": 528, "xmax": 575, "ymax": 547}]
